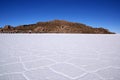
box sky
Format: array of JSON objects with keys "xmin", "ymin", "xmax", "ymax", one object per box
[{"xmin": 0, "ymin": 0, "xmax": 120, "ymax": 33}]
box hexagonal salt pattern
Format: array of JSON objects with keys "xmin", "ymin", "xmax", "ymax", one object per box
[
  {"xmin": 0, "ymin": 34, "xmax": 120, "ymax": 80},
  {"xmin": 24, "ymin": 67, "xmax": 72, "ymax": 80},
  {"xmin": 77, "ymin": 73, "xmax": 103, "ymax": 80},
  {"xmin": 23, "ymin": 59, "xmax": 55, "ymax": 69},
  {"xmin": 50, "ymin": 63, "xmax": 86, "ymax": 79}
]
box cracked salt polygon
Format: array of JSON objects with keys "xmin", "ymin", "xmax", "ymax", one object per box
[
  {"xmin": 0, "ymin": 34, "xmax": 120, "ymax": 80},
  {"xmin": 21, "ymin": 55, "xmax": 45, "ymax": 62},
  {"xmin": 23, "ymin": 59, "xmax": 55, "ymax": 69},
  {"xmin": 67, "ymin": 58, "xmax": 111, "ymax": 72},
  {"xmin": 78, "ymin": 73, "xmax": 102, "ymax": 80},
  {"xmin": 82, "ymin": 60, "xmax": 111, "ymax": 71},
  {"xmin": 24, "ymin": 68, "xmax": 71, "ymax": 80},
  {"xmin": 50, "ymin": 63, "xmax": 85, "ymax": 78}
]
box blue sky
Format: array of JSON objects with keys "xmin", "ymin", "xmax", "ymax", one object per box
[{"xmin": 0, "ymin": 0, "xmax": 120, "ymax": 33}]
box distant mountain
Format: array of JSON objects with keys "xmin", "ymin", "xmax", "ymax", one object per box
[{"xmin": 0, "ymin": 20, "xmax": 115, "ymax": 34}]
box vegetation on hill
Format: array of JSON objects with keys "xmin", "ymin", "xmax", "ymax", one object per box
[{"xmin": 0, "ymin": 20, "xmax": 115, "ymax": 34}]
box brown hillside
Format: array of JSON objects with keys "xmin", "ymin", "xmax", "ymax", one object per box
[{"xmin": 0, "ymin": 20, "xmax": 115, "ymax": 34}]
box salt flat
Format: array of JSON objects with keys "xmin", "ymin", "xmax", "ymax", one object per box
[{"xmin": 0, "ymin": 34, "xmax": 120, "ymax": 80}]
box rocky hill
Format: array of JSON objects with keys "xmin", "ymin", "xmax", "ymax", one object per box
[{"xmin": 0, "ymin": 20, "xmax": 115, "ymax": 34}]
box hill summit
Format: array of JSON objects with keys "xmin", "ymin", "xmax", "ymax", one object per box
[{"xmin": 0, "ymin": 20, "xmax": 115, "ymax": 34}]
